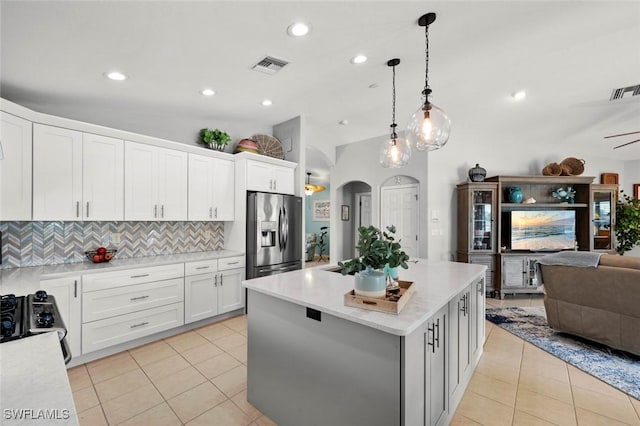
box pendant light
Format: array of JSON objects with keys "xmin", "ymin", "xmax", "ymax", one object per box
[
  {"xmin": 407, "ymin": 13, "xmax": 451, "ymax": 152},
  {"xmin": 305, "ymin": 172, "xmax": 326, "ymax": 196},
  {"xmin": 380, "ymin": 58, "xmax": 411, "ymax": 168}
]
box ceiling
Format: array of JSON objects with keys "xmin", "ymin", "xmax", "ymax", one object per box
[{"xmin": 2, "ymin": 1, "xmax": 639, "ymax": 178}]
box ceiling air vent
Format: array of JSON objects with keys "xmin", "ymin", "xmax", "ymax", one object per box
[
  {"xmin": 610, "ymin": 84, "xmax": 640, "ymax": 101},
  {"xmin": 251, "ymin": 56, "xmax": 289, "ymax": 75}
]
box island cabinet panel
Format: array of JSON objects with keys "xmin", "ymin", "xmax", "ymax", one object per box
[
  {"xmin": 448, "ymin": 284, "xmax": 472, "ymax": 407},
  {"xmin": 247, "ymin": 291, "xmax": 402, "ymax": 426}
]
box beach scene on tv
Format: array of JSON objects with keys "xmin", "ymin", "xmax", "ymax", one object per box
[{"xmin": 511, "ymin": 210, "xmax": 576, "ymax": 251}]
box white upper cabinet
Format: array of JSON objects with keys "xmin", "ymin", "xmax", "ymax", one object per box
[
  {"xmin": 33, "ymin": 124, "xmax": 123, "ymax": 221},
  {"xmin": 188, "ymin": 153, "xmax": 235, "ymax": 221},
  {"xmin": 247, "ymin": 159, "xmax": 294, "ymax": 195},
  {"xmin": 82, "ymin": 133, "xmax": 124, "ymax": 220},
  {"xmin": 0, "ymin": 112, "xmax": 32, "ymax": 220},
  {"xmin": 125, "ymin": 141, "xmax": 187, "ymax": 221}
]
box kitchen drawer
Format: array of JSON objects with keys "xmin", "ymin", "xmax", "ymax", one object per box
[
  {"xmin": 83, "ymin": 278, "xmax": 184, "ymax": 323},
  {"xmin": 185, "ymin": 259, "xmax": 218, "ymax": 276},
  {"xmin": 218, "ymin": 256, "xmax": 245, "ymax": 271},
  {"xmin": 83, "ymin": 263, "xmax": 184, "ymax": 292},
  {"xmin": 82, "ymin": 302, "xmax": 184, "ymax": 354}
]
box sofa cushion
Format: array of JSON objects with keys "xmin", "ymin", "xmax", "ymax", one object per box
[{"xmin": 599, "ymin": 254, "xmax": 640, "ymax": 270}]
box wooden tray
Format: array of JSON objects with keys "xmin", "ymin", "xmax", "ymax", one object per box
[{"xmin": 344, "ymin": 281, "xmax": 415, "ymax": 315}]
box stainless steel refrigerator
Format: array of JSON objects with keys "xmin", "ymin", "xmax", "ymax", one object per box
[{"xmin": 246, "ymin": 192, "xmax": 302, "ymax": 279}]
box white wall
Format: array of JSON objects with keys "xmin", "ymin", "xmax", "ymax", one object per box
[{"xmin": 330, "ymin": 134, "xmax": 429, "ymax": 263}]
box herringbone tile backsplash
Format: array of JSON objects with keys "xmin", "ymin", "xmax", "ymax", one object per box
[{"xmin": 0, "ymin": 221, "xmax": 224, "ymax": 269}]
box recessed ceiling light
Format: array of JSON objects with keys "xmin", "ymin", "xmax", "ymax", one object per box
[
  {"xmin": 287, "ymin": 22, "xmax": 309, "ymax": 37},
  {"xmin": 351, "ymin": 55, "xmax": 367, "ymax": 64},
  {"xmin": 104, "ymin": 71, "xmax": 127, "ymax": 81},
  {"xmin": 511, "ymin": 90, "xmax": 526, "ymax": 100},
  {"xmin": 261, "ymin": 99, "xmax": 273, "ymax": 107},
  {"xmin": 200, "ymin": 89, "xmax": 215, "ymax": 96},
  {"xmin": 339, "ymin": 119, "xmax": 349, "ymax": 125}
]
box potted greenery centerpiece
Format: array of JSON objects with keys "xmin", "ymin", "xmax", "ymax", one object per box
[
  {"xmin": 198, "ymin": 128, "xmax": 231, "ymax": 151},
  {"xmin": 615, "ymin": 190, "xmax": 640, "ymax": 255},
  {"xmin": 338, "ymin": 225, "xmax": 410, "ymax": 298}
]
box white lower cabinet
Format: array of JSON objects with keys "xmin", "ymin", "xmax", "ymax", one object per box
[
  {"xmin": 40, "ymin": 275, "xmax": 82, "ymax": 359},
  {"xmin": 81, "ymin": 264, "xmax": 185, "ymax": 354},
  {"xmin": 184, "ymin": 256, "xmax": 245, "ymax": 324},
  {"xmin": 425, "ymin": 304, "xmax": 448, "ymax": 426},
  {"xmin": 449, "ymin": 284, "xmax": 472, "ymax": 405},
  {"xmin": 82, "ymin": 303, "xmax": 184, "ymax": 354}
]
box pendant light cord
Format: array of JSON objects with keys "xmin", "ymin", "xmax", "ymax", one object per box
[
  {"xmin": 392, "ymin": 63, "xmax": 396, "ymax": 127},
  {"xmin": 423, "ymin": 23, "xmax": 431, "ymax": 100}
]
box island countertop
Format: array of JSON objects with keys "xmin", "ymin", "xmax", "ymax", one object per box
[
  {"xmin": 0, "ymin": 332, "xmax": 79, "ymax": 425},
  {"xmin": 242, "ymin": 259, "xmax": 486, "ymax": 336}
]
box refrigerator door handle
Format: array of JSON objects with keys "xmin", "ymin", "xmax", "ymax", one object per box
[
  {"xmin": 278, "ymin": 207, "xmax": 284, "ymax": 252},
  {"xmin": 282, "ymin": 206, "xmax": 288, "ymax": 250}
]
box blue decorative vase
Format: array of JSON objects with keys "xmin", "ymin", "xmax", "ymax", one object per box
[
  {"xmin": 508, "ymin": 186, "xmax": 524, "ymax": 203},
  {"xmin": 383, "ymin": 264, "xmax": 399, "ymax": 281},
  {"xmin": 354, "ymin": 266, "xmax": 386, "ymax": 299}
]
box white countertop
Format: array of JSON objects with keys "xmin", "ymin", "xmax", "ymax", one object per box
[
  {"xmin": 243, "ymin": 259, "xmax": 486, "ymax": 336},
  {"xmin": 0, "ymin": 250, "xmax": 244, "ymax": 295},
  {"xmin": 0, "ymin": 332, "xmax": 78, "ymax": 425}
]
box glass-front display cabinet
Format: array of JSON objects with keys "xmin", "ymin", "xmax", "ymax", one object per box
[
  {"xmin": 456, "ymin": 183, "xmax": 498, "ymax": 253},
  {"xmin": 591, "ymin": 184, "xmax": 617, "ymax": 252}
]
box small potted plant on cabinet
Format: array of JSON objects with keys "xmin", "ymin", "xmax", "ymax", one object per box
[
  {"xmin": 338, "ymin": 225, "xmax": 409, "ymax": 298},
  {"xmin": 198, "ymin": 128, "xmax": 231, "ymax": 151}
]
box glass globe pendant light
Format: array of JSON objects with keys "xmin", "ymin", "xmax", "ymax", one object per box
[
  {"xmin": 380, "ymin": 58, "xmax": 411, "ymax": 168},
  {"xmin": 407, "ymin": 13, "xmax": 451, "ymax": 152}
]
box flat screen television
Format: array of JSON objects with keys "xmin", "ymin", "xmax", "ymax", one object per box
[{"xmin": 510, "ymin": 210, "xmax": 576, "ymax": 251}]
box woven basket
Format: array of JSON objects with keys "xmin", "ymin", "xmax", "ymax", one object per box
[
  {"xmin": 542, "ymin": 162, "xmax": 562, "ymax": 176},
  {"xmin": 560, "ymin": 157, "xmax": 585, "ymax": 176}
]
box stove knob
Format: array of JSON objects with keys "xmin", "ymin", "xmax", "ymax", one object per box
[
  {"xmin": 37, "ymin": 312, "xmax": 54, "ymax": 327},
  {"xmin": 34, "ymin": 290, "xmax": 48, "ymax": 302}
]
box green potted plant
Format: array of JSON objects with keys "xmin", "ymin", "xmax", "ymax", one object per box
[
  {"xmin": 198, "ymin": 128, "xmax": 231, "ymax": 151},
  {"xmin": 338, "ymin": 225, "xmax": 409, "ymax": 298},
  {"xmin": 615, "ymin": 190, "xmax": 640, "ymax": 255}
]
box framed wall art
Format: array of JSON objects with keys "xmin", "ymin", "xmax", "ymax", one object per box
[
  {"xmin": 341, "ymin": 205, "xmax": 350, "ymax": 221},
  {"xmin": 313, "ymin": 200, "xmax": 330, "ymax": 221}
]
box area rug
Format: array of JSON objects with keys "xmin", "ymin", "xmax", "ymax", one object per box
[{"xmin": 486, "ymin": 306, "xmax": 640, "ymax": 400}]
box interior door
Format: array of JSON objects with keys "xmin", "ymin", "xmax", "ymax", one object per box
[{"xmin": 380, "ymin": 184, "xmax": 419, "ymax": 258}]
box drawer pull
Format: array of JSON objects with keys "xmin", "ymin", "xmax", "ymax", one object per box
[
  {"xmin": 130, "ymin": 295, "xmax": 149, "ymax": 301},
  {"xmin": 130, "ymin": 321, "xmax": 149, "ymax": 329},
  {"xmin": 131, "ymin": 274, "xmax": 150, "ymax": 279},
  {"xmin": 226, "ymin": 261, "xmax": 239, "ymax": 265},
  {"xmin": 196, "ymin": 266, "xmax": 210, "ymax": 270}
]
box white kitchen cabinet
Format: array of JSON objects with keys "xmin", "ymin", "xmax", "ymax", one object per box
[
  {"xmin": 33, "ymin": 124, "xmax": 123, "ymax": 220},
  {"xmin": 124, "ymin": 141, "xmax": 187, "ymax": 221},
  {"xmin": 449, "ymin": 284, "xmax": 472, "ymax": 404},
  {"xmin": 82, "ymin": 133, "xmax": 124, "ymax": 220},
  {"xmin": 247, "ymin": 159, "xmax": 294, "ymax": 194},
  {"xmin": 0, "ymin": 111, "xmax": 32, "ymax": 220},
  {"xmin": 184, "ymin": 256, "xmax": 245, "ymax": 323},
  {"xmin": 82, "ymin": 263, "xmax": 185, "ymax": 354},
  {"xmin": 424, "ymin": 304, "xmax": 448, "ymax": 426},
  {"xmin": 188, "ymin": 153, "xmax": 235, "ymax": 221},
  {"xmin": 40, "ymin": 276, "xmax": 82, "ymax": 359}
]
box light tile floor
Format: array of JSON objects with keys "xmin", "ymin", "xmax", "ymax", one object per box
[{"xmin": 68, "ymin": 294, "xmax": 640, "ymax": 425}]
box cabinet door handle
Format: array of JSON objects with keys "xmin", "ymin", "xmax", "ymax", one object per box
[
  {"xmin": 76, "ymin": 201, "xmax": 80, "ymax": 218},
  {"xmin": 434, "ymin": 318, "xmax": 440, "ymax": 349},
  {"xmin": 427, "ymin": 324, "xmax": 435, "ymax": 353},
  {"xmin": 220, "ymin": 274, "xmax": 223, "ymax": 286},
  {"xmin": 161, "ymin": 205, "xmax": 164, "ymax": 218},
  {"xmin": 226, "ymin": 261, "xmax": 239, "ymax": 265},
  {"xmin": 214, "ymin": 207, "xmax": 218, "ymax": 218},
  {"xmin": 131, "ymin": 274, "xmax": 149, "ymax": 279},
  {"xmin": 274, "ymin": 180, "xmax": 277, "ymax": 191},
  {"xmin": 196, "ymin": 266, "xmax": 210, "ymax": 270},
  {"xmin": 214, "ymin": 275, "xmax": 218, "ymax": 287},
  {"xmin": 130, "ymin": 321, "xmax": 149, "ymax": 329},
  {"xmin": 86, "ymin": 202, "xmax": 90, "ymax": 218},
  {"xmin": 154, "ymin": 205, "xmax": 158, "ymax": 218},
  {"xmin": 130, "ymin": 295, "xmax": 149, "ymax": 301},
  {"xmin": 74, "ymin": 280, "xmax": 77, "ymax": 298},
  {"xmin": 209, "ymin": 207, "xmax": 213, "ymax": 218}
]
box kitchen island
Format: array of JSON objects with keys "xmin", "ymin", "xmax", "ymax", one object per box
[{"xmin": 242, "ymin": 259, "xmax": 487, "ymax": 426}]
